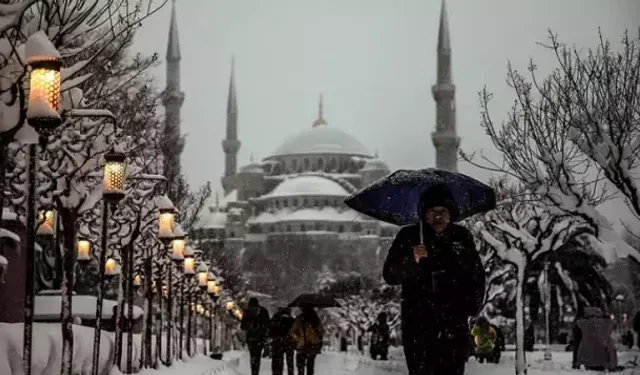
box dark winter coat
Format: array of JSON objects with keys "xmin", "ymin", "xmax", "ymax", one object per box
[
  {"xmin": 383, "ymin": 223, "xmax": 485, "ymax": 340},
  {"xmin": 368, "ymin": 321, "xmax": 390, "ymax": 351},
  {"xmin": 241, "ymin": 306, "xmax": 270, "ymax": 345},
  {"xmin": 270, "ymin": 310, "xmax": 295, "ymax": 348}
]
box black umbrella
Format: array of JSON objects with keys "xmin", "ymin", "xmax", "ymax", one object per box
[{"xmin": 288, "ymin": 293, "xmax": 339, "ymax": 308}]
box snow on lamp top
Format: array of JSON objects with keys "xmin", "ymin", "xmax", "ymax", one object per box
[
  {"xmin": 26, "ymin": 31, "xmax": 62, "ymax": 136},
  {"xmin": 157, "ymin": 195, "xmax": 175, "ymax": 211},
  {"xmin": 183, "ymin": 245, "xmax": 195, "ymax": 259},
  {"xmin": 103, "ymin": 150, "xmax": 126, "ymax": 203}
]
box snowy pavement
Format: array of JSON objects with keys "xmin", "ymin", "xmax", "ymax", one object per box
[{"xmin": 228, "ymin": 350, "xmax": 640, "ymax": 375}]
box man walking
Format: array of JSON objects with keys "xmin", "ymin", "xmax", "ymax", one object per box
[
  {"xmin": 269, "ymin": 307, "xmax": 295, "ymax": 375},
  {"xmin": 241, "ymin": 298, "xmax": 270, "ymax": 375},
  {"xmin": 383, "ymin": 184, "xmax": 485, "ymax": 375}
]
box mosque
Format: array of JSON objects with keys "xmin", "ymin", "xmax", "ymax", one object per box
[{"xmin": 161, "ymin": 1, "xmax": 460, "ymax": 301}]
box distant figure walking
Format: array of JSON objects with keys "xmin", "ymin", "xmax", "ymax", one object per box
[
  {"xmin": 368, "ymin": 312, "xmax": 390, "ymax": 360},
  {"xmin": 575, "ymin": 307, "xmax": 618, "ymax": 371},
  {"xmin": 241, "ymin": 298, "xmax": 270, "ymax": 375},
  {"xmin": 270, "ymin": 307, "xmax": 295, "ymax": 375},
  {"xmin": 470, "ymin": 317, "xmax": 497, "ymax": 363},
  {"xmin": 290, "ymin": 306, "xmax": 324, "ymax": 375}
]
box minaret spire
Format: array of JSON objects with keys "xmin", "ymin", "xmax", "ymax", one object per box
[
  {"xmin": 161, "ymin": 0, "xmax": 185, "ymax": 195},
  {"xmin": 431, "ymin": 0, "xmax": 459, "ymax": 172},
  {"xmin": 312, "ymin": 93, "xmax": 327, "ymax": 127},
  {"xmin": 221, "ymin": 56, "xmax": 241, "ymax": 194}
]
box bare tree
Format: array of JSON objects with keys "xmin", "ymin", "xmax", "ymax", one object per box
[{"xmin": 462, "ymin": 29, "xmax": 640, "ymax": 258}]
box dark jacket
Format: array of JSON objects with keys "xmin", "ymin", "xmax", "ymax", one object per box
[
  {"xmin": 241, "ymin": 306, "xmax": 270, "ymax": 345},
  {"xmin": 368, "ymin": 321, "xmax": 390, "ymax": 349},
  {"xmin": 383, "ymin": 223, "xmax": 484, "ymax": 338},
  {"xmin": 270, "ymin": 310, "xmax": 295, "ymax": 344}
]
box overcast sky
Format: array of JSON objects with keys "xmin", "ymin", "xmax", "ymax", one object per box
[{"xmin": 132, "ymin": 0, "xmax": 639, "ymax": 212}]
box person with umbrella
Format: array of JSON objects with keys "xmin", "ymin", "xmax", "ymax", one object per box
[
  {"xmin": 241, "ymin": 298, "xmax": 271, "ymax": 375},
  {"xmin": 345, "ymin": 169, "xmax": 494, "ymax": 375},
  {"xmin": 381, "ymin": 184, "xmax": 485, "ymax": 375}
]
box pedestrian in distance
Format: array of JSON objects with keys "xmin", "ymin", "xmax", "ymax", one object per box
[
  {"xmin": 269, "ymin": 307, "xmax": 296, "ymax": 375},
  {"xmin": 241, "ymin": 298, "xmax": 270, "ymax": 375}
]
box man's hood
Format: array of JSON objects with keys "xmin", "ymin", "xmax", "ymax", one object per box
[{"xmin": 417, "ymin": 184, "xmax": 459, "ymax": 221}]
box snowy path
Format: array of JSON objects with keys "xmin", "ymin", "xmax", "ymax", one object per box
[{"xmin": 231, "ymin": 350, "xmax": 640, "ymax": 375}]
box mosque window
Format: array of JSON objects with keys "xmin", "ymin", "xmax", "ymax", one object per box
[
  {"xmin": 315, "ymin": 223, "xmax": 322, "ymax": 231},
  {"xmin": 275, "ymin": 200, "xmax": 280, "ymax": 209},
  {"xmin": 303, "ymin": 198, "xmax": 308, "ymax": 207},
  {"xmin": 283, "ymin": 199, "xmax": 289, "ymax": 208},
  {"xmin": 338, "ymin": 225, "xmax": 345, "ymax": 233},
  {"xmin": 304, "ymin": 158, "xmax": 310, "ymax": 170},
  {"xmin": 353, "ymin": 224, "xmax": 362, "ymax": 232},
  {"xmin": 293, "ymin": 198, "xmax": 300, "ymax": 207},
  {"xmin": 301, "ymin": 223, "xmax": 307, "ymax": 232},
  {"xmin": 230, "ymin": 231, "xmax": 236, "ymax": 238},
  {"xmin": 314, "ymin": 199, "xmax": 319, "ymax": 207},
  {"xmin": 329, "ymin": 158, "xmax": 337, "ymax": 171},
  {"xmin": 291, "ymin": 159, "xmax": 298, "ymax": 169},
  {"xmin": 317, "ymin": 158, "xmax": 324, "ymax": 171},
  {"xmin": 324, "ymin": 199, "xmax": 330, "ymax": 206},
  {"xmin": 269, "ymin": 226, "xmax": 275, "ymax": 233},
  {"xmin": 286, "ymin": 225, "xmax": 291, "ymax": 232}
]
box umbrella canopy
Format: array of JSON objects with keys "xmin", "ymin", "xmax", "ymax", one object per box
[
  {"xmin": 345, "ymin": 168, "xmax": 496, "ymax": 226},
  {"xmin": 288, "ymin": 293, "xmax": 339, "ymax": 308}
]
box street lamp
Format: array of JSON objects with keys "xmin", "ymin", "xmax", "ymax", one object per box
[
  {"xmin": 76, "ymin": 237, "xmax": 92, "ymax": 263},
  {"xmin": 184, "ymin": 257, "xmax": 196, "ymax": 277},
  {"xmin": 36, "ymin": 209, "xmax": 55, "ymax": 236},
  {"xmin": 157, "ymin": 196, "xmax": 176, "ymax": 244},
  {"xmin": 133, "ymin": 274, "xmax": 142, "ymax": 290},
  {"xmin": 23, "ymin": 32, "xmax": 64, "ymax": 375},
  {"xmin": 170, "ymin": 224, "xmax": 185, "ymax": 262},
  {"xmin": 197, "ymin": 262, "xmax": 208, "ymax": 290},
  {"xmin": 103, "ymin": 149, "xmax": 126, "ymax": 202},
  {"xmin": 26, "ymin": 32, "xmax": 63, "ymax": 138},
  {"xmin": 105, "ymin": 257, "xmax": 120, "ymax": 277},
  {"xmin": 226, "ymin": 301, "xmax": 234, "ymax": 312}
]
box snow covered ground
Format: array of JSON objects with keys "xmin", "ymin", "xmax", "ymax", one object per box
[{"xmin": 227, "ymin": 349, "xmax": 640, "ymax": 375}]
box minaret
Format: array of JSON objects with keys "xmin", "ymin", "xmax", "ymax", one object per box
[
  {"xmin": 431, "ymin": 0, "xmax": 460, "ymax": 172},
  {"xmin": 312, "ymin": 93, "xmax": 327, "ymax": 127},
  {"xmin": 221, "ymin": 57, "xmax": 240, "ymax": 194},
  {"xmin": 162, "ymin": 0, "xmax": 185, "ymax": 183}
]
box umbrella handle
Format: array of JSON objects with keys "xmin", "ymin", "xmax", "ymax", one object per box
[{"xmin": 419, "ymin": 220, "xmax": 424, "ymax": 245}]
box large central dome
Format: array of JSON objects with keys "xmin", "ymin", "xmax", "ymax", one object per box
[
  {"xmin": 269, "ymin": 95, "xmax": 372, "ymax": 158},
  {"xmin": 270, "ymin": 125, "xmax": 372, "ymax": 158}
]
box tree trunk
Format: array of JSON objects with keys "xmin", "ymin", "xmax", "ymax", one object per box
[
  {"xmin": 550, "ymin": 286, "xmax": 561, "ymax": 342},
  {"xmin": 166, "ymin": 263, "xmax": 173, "ymax": 365},
  {"xmin": 515, "ymin": 266, "xmax": 528, "ymax": 375},
  {"xmin": 114, "ymin": 248, "xmax": 126, "ymax": 368},
  {"xmin": 60, "ymin": 210, "xmax": 78, "ymax": 375},
  {"xmin": 126, "ymin": 243, "xmax": 134, "ymax": 374},
  {"xmin": 187, "ymin": 291, "xmax": 193, "ymax": 356},
  {"xmin": 179, "ymin": 282, "xmax": 184, "ymax": 359}
]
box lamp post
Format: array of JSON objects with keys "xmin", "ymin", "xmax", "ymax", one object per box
[
  {"xmin": 184, "ymin": 256, "xmax": 195, "ymax": 356},
  {"xmin": 542, "ymin": 262, "xmax": 553, "ymax": 370},
  {"xmin": 207, "ymin": 275, "xmax": 220, "ymax": 355},
  {"xmin": 170, "ymin": 228, "xmax": 185, "ymax": 359},
  {"xmin": 166, "ymin": 223, "xmax": 184, "ymax": 364},
  {"xmin": 94, "ymin": 148, "xmax": 126, "ymax": 375},
  {"xmin": 157, "ymin": 195, "xmax": 176, "ymax": 365},
  {"xmin": 22, "ymin": 34, "xmax": 63, "ymax": 375}
]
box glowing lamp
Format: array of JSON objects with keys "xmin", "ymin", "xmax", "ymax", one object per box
[
  {"xmin": 103, "ymin": 150, "xmax": 126, "ymax": 202},
  {"xmin": 197, "ymin": 304, "xmax": 205, "ymax": 315},
  {"xmin": 225, "ymin": 301, "xmax": 234, "ymax": 311},
  {"xmin": 26, "ymin": 33, "xmax": 62, "ymax": 137},
  {"xmin": 76, "ymin": 237, "xmax": 91, "ymax": 262},
  {"xmin": 170, "ymin": 238, "xmax": 185, "ymax": 262},
  {"xmin": 234, "ymin": 309, "xmax": 243, "ymax": 320},
  {"xmin": 197, "ymin": 262, "xmax": 209, "ymax": 288},
  {"xmin": 207, "ymin": 280, "xmax": 220, "ymax": 296},
  {"xmin": 105, "ymin": 257, "xmax": 119, "ymax": 277},
  {"xmin": 37, "ymin": 209, "xmax": 55, "ymax": 236},
  {"xmin": 183, "ymin": 257, "xmax": 195, "ymax": 276},
  {"xmin": 133, "ymin": 274, "xmax": 142, "ymax": 288}
]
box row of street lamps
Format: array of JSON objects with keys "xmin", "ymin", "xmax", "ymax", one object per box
[{"xmin": 8, "ymin": 32, "xmax": 245, "ymax": 375}]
